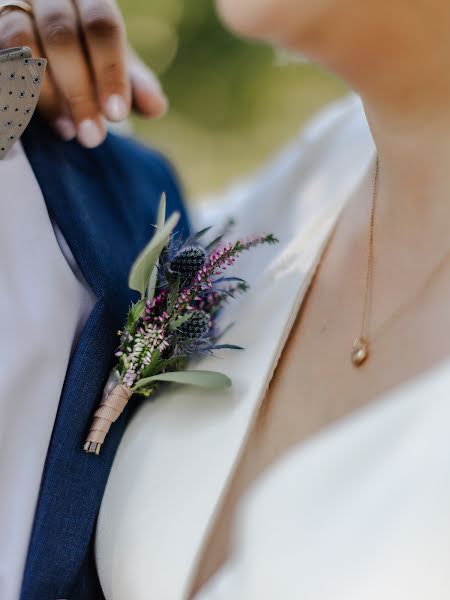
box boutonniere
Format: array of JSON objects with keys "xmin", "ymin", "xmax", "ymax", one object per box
[{"xmin": 84, "ymin": 194, "xmax": 278, "ymax": 454}]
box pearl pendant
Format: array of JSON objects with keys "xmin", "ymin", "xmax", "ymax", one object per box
[{"xmin": 351, "ymin": 337, "xmax": 369, "ymax": 367}]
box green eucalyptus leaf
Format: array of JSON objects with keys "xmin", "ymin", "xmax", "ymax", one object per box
[
  {"xmin": 127, "ymin": 298, "xmax": 147, "ymax": 329},
  {"xmin": 126, "ymin": 309, "xmax": 134, "ymax": 331},
  {"xmin": 167, "ymin": 274, "xmax": 180, "ymax": 314},
  {"xmin": 147, "ymin": 193, "xmax": 167, "ymax": 301},
  {"xmin": 132, "ymin": 370, "xmax": 232, "ymax": 392},
  {"xmin": 139, "ymin": 349, "xmax": 161, "ymax": 379},
  {"xmin": 147, "ymin": 267, "xmax": 158, "ymax": 301},
  {"xmin": 129, "ymin": 211, "xmax": 180, "ymax": 298},
  {"xmin": 156, "ymin": 192, "xmax": 167, "ymax": 229}
]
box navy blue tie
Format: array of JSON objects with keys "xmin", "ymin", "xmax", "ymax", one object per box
[{"xmin": 19, "ymin": 116, "xmax": 190, "ymax": 599}]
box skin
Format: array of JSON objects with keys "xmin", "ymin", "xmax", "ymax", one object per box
[
  {"xmin": 190, "ymin": 0, "xmax": 450, "ymax": 595},
  {"xmin": 0, "ymin": 0, "xmax": 167, "ymax": 147}
]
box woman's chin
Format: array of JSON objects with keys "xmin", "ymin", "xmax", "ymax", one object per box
[
  {"xmin": 214, "ymin": 0, "xmax": 281, "ymax": 39},
  {"xmin": 214, "ymin": 0, "xmax": 322, "ymax": 53}
]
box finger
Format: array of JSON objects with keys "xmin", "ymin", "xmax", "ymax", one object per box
[
  {"xmin": 31, "ymin": 37, "xmax": 77, "ymax": 139},
  {"xmin": 45, "ymin": 72, "xmax": 77, "ymax": 140},
  {"xmin": 76, "ymin": 0, "xmax": 130, "ymax": 122},
  {"xmin": 128, "ymin": 49, "xmax": 168, "ymax": 118},
  {"xmin": 33, "ymin": 0, "xmax": 105, "ymax": 148},
  {"xmin": 0, "ymin": 8, "xmax": 36, "ymax": 55},
  {"xmin": 35, "ymin": 54, "xmax": 77, "ymax": 140},
  {"xmin": 0, "ymin": 7, "xmax": 74, "ymax": 138}
]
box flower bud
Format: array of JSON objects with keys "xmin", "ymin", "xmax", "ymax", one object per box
[
  {"xmin": 178, "ymin": 310, "xmax": 211, "ymax": 339},
  {"xmin": 170, "ymin": 245, "xmax": 208, "ymax": 280}
]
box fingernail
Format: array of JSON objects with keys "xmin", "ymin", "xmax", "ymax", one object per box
[
  {"xmin": 134, "ymin": 69, "xmax": 168, "ymax": 104},
  {"xmin": 134, "ymin": 69, "xmax": 168, "ymax": 115},
  {"xmin": 77, "ymin": 119, "xmax": 104, "ymax": 148},
  {"xmin": 135, "ymin": 66, "xmax": 164, "ymax": 94},
  {"xmin": 105, "ymin": 94, "xmax": 129, "ymax": 122},
  {"xmin": 54, "ymin": 117, "xmax": 76, "ymax": 141},
  {"xmin": 154, "ymin": 94, "xmax": 169, "ymax": 116}
]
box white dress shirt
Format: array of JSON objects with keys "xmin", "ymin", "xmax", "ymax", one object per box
[{"xmin": 0, "ymin": 142, "xmax": 95, "ymax": 600}]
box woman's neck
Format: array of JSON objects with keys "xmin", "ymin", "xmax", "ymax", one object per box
[
  {"xmin": 297, "ymin": 1, "xmax": 450, "ymax": 238},
  {"xmin": 362, "ymin": 98, "xmax": 450, "ymax": 247}
]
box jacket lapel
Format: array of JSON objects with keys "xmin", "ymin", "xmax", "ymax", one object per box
[
  {"xmin": 95, "ymin": 103, "xmax": 376, "ymax": 599},
  {"xmin": 18, "ymin": 117, "xmax": 188, "ymax": 599}
]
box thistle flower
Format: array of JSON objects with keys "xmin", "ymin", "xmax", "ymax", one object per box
[
  {"xmin": 169, "ymin": 245, "xmax": 208, "ymax": 280},
  {"xmin": 178, "ymin": 310, "xmax": 211, "ymax": 340}
]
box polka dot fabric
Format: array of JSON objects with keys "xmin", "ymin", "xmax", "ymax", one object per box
[{"xmin": 0, "ymin": 47, "xmax": 46, "ymax": 160}]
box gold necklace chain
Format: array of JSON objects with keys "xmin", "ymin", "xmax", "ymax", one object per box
[{"xmin": 352, "ymin": 156, "xmax": 450, "ymax": 367}]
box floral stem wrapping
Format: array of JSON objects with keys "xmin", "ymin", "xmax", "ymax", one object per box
[
  {"xmin": 84, "ymin": 193, "xmax": 278, "ymax": 454},
  {"xmin": 84, "ymin": 384, "xmax": 132, "ymax": 455}
]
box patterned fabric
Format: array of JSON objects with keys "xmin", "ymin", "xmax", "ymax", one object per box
[
  {"xmin": 0, "ymin": 47, "xmax": 46, "ymax": 159},
  {"xmin": 18, "ymin": 115, "xmax": 191, "ymax": 599}
]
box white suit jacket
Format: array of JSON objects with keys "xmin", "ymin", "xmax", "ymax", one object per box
[{"xmin": 96, "ymin": 95, "xmax": 450, "ymax": 599}]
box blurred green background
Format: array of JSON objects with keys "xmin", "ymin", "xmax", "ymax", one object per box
[{"xmin": 119, "ymin": 0, "xmax": 348, "ymax": 200}]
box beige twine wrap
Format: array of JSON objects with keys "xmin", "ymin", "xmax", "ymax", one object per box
[{"xmin": 84, "ymin": 384, "xmax": 132, "ymax": 454}]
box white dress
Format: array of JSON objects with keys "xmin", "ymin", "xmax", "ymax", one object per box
[{"xmin": 95, "ymin": 95, "xmax": 450, "ymax": 599}]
